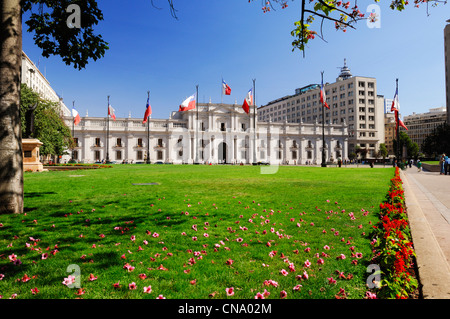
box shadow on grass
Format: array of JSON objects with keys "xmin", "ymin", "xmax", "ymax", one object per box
[{"xmin": 24, "ymin": 191, "xmax": 56, "ymax": 198}]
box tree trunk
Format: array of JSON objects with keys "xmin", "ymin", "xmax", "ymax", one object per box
[{"xmin": 0, "ymin": 0, "xmax": 23, "ymax": 214}]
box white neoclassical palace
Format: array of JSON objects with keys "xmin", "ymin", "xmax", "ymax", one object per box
[{"xmin": 63, "ymin": 103, "xmax": 349, "ymax": 165}]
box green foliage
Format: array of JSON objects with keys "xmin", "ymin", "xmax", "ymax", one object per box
[
  {"xmin": 394, "ymin": 131, "xmax": 419, "ymax": 159},
  {"xmin": 21, "ymin": 0, "xmax": 109, "ymax": 70},
  {"xmin": 20, "ymin": 83, "xmax": 74, "ymax": 157},
  {"xmin": 421, "ymin": 123, "xmax": 450, "ymax": 157},
  {"xmin": 378, "ymin": 143, "xmax": 388, "ymax": 160},
  {"xmin": 256, "ymin": 0, "xmax": 446, "ymax": 53}
]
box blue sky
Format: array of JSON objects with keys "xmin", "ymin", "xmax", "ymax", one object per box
[{"xmin": 22, "ymin": 0, "xmax": 449, "ymax": 120}]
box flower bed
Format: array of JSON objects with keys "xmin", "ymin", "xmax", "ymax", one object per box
[{"xmin": 370, "ymin": 167, "xmax": 419, "ymax": 298}]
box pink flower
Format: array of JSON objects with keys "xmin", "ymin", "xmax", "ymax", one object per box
[
  {"xmin": 323, "ymin": 245, "xmax": 330, "ymax": 250},
  {"xmin": 31, "ymin": 287, "xmax": 39, "ymax": 295},
  {"xmin": 302, "ymin": 270, "xmax": 309, "ymax": 280},
  {"xmin": 304, "ymin": 260, "xmax": 311, "ymax": 268},
  {"xmin": 139, "ymin": 273, "xmax": 147, "ymax": 280},
  {"xmin": 8, "ymin": 253, "xmax": 17, "ymax": 262},
  {"xmin": 130, "ymin": 235, "xmax": 136, "ymax": 241},
  {"xmin": 41, "ymin": 253, "xmax": 48, "ymax": 260},
  {"xmin": 254, "ymin": 292, "xmax": 264, "ymax": 299},
  {"xmin": 89, "ymin": 273, "xmax": 98, "ymax": 281},
  {"xmin": 328, "ymin": 277, "xmax": 337, "ymax": 284},
  {"xmin": 62, "ymin": 275, "xmax": 76, "ymax": 286},
  {"xmin": 293, "ymin": 284, "xmax": 302, "ymax": 291},
  {"xmin": 156, "ymin": 294, "xmax": 166, "ymax": 299},
  {"xmin": 226, "ymin": 287, "xmax": 234, "ymax": 296},
  {"xmin": 365, "ymin": 291, "xmax": 377, "ymax": 299},
  {"xmin": 280, "ymin": 269, "xmax": 288, "ymax": 276},
  {"xmin": 152, "ymin": 233, "xmax": 159, "ymax": 238},
  {"xmin": 143, "ymin": 285, "xmax": 152, "ymax": 293},
  {"xmin": 280, "ymin": 290, "xmax": 287, "ymax": 299},
  {"xmin": 317, "ymin": 258, "xmax": 324, "ymax": 265},
  {"xmin": 129, "ymin": 282, "xmax": 137, "ymax": 290}
]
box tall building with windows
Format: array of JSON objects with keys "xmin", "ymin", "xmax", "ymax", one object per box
[
  {"xmin": 445, "ymin": 21, "xmax": 450, "ymax": 124},
  {"xmin": 21, "ymin": 51, "xmax": 70, "ymax": 117},
  {"xmin": 257, "ymin": 61, "xmax": 385, "ymax": 158},
  {"xmin": 403, "ymin": 107, "xmax": 447, "ymax": 150}
]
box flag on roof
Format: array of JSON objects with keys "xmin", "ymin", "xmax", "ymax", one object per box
[
  {"xmin": 242, "ymin": 88, "xmax": 253, "ymax": 114},
  {"xmin": 108, "ymin": 104, "xmax": 116, "ymax": 120},
  {"xmin": 143, "ymin": 96, "xmax": 152, "ymax": 124},
  {"xmin": 179, "ymin": 94, "xmax": 196, "ymax": 112},
  {"xmin": 72, "ymin": 107, "xmax": 81, "ymax": 125},
  {"xmin": 222, "ymin": 79, "xmax": 231, "ymax": 95}
]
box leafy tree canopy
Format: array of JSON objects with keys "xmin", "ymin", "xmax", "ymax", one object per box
[{"xmin": 20, "ymin": 83, "xmax": 74, "ymax": 157}]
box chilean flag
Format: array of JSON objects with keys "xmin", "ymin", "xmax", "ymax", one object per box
[
  {"xmin": 391, "ymin": 87, "xmax": 399, "ymax": 112},
  {"xmin": 320, "ymin": 79, "xmax": 329, "ymax": 109},
  {"xmin": 108, "ymin": 104, "xmax": 116, "ymax": 120},
  {"xmin": 142, "ymin": 96, "xmax": 152, "ymax": 124},
  {"xmin": 222, "ymin": 79, "xmax": 231, "ymax": 95},
  {"xmin": 242, "ymin": 88, "xmax": 253, "ymax": 114},
  {"xmin": 72, "ymin": 107, "xmax": 81, "ymax": 125},
  {"xmin": 179, "ymin": 94, "xmax": 196, "ymax": 112},
  {"xmin": 395, "ymin": 110, "xmax": 408, "ymax": 131}
]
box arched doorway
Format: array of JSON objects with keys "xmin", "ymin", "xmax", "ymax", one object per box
[{"xmin": 218, "ymin": 142, "xmax": 227, "ymax": 164}]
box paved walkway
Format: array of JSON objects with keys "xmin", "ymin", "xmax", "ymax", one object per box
[{"xmin": 401, "ymin": 166, "xmax": 450, "ymax": 299}]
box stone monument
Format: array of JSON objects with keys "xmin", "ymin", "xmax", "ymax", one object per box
[{"xmin": 22, "ymin": 102, "xmax": 44, "ymax": 172}]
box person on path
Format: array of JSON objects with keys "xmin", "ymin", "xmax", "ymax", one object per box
[
  {"xmin": 440, "ymin": 154, "xmax": 446, "ymax": 175},
  {"xmin": 445, "ymin": 155, "xmax": 450, "ymax": 175},
  {"xmin": 417, "ymin": 160, "xmax": 422, "ymax": 172}
]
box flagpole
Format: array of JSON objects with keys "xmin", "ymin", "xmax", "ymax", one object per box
[
  {"xmin": 72, "ymin": 101, "xmax": 75, "ymax": 161},
  {"xmin": 321, "ymin": 72, "xmax": 326, "ymax": 168},
  {"xmin": 106, "ymin": 95, "xmax": 110, "ymax": 163},
  {"xmin": 395, "ymin": 78, "xmax": 400, "ymax": 164},
  {"xmin": 146, "ymin": 91, "xmax": 151, "ymax": 164},
  {"xmin": 195, "ymin": 85, "xmax": 199, "ymax": 164},
  {"xmin": 221, "ymin": 78, "xmax": 223, "ymax": 104},
  {"xmin": 252, "ymin": 79, "xmax": 257, "ymax": 165}
]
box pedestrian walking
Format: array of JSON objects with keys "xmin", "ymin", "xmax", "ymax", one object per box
[
  {"xmin": 440, "ymin": 154, "xmax": 446, "ymax": 175},
  {"xmin": 445, "ymin": 155, "xmax": 450, "ymax": 175},
  {"xmin": 417, "ymin": 160, "xmax": 422, "ymax": 172}
]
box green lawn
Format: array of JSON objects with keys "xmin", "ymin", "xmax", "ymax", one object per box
[{"xmin": 0, "ymin": 165, "xmax": 394, "ymax": 299}]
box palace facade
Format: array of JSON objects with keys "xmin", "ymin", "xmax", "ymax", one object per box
[{"xmin": 63, "ymin": 103, "xmax": 349, "ymax": 165}]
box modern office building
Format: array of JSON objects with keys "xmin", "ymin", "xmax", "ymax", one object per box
[
  {"xmin": 63, "ymin": 102, "xmax": 349, "ymax": 165},
  {"xmin": 257, "ymin": 60, "xmax": 385, "ymax": 158},
  {"xmin": 403, "ymin": 107, "xmax": 447, "ymax": 149},
  {"xmin": 21, "ymin": 51, "xmax": 70, "ymax": 117}
]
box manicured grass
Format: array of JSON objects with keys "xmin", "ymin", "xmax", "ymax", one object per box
[
  {"xmin": 422, "ymin": 161, "xmax": 439, "ymax": 165},
  {"xmin": 0, "ymin": 165, "xmax": 394, "ymax": 299}
]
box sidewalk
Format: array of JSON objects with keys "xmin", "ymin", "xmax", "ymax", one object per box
[{"xmin": 401, "ymin": 166, "xmax": 450, "ymax": 299}]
